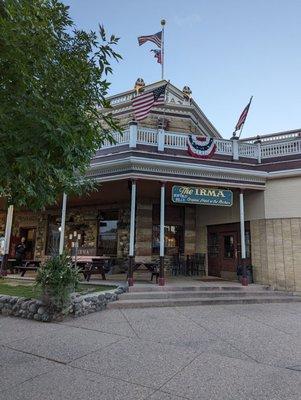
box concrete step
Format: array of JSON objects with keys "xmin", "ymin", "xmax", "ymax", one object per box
[
  {"xmin": 108, "ymin": 295, "xmax": 301, "ymax": 309},
  {"xmin": 119, "ymin": 290, "xmax": 289, "ymax": 300},
  {"xmin": 128, "ymin": 285, "xmax": 254, "ymax": 293}
]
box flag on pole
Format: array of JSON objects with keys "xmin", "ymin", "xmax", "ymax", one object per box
[
  {"xmin": 132, "ymin": 84, "xmax": 167, "ymax": 121},
  {"xmin": 151, "ymin": 49, "xmax": 162, "ymax": 64},
  {"xmin": 138, "ymin": 31, "xmax": 162, "ymax": 48},
  {"xmin": 234, "ymin": 97, "xmax": 253, "ymax": 133}
]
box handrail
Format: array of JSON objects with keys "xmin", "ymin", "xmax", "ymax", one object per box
[{"xmin": 100, "ymin": 127, "xmax": 301, "ymax": 160}]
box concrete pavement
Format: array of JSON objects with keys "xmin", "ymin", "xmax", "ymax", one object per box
[{"xmin": 0, "ymin": 302, "xmax": 300, "ymax": 399}]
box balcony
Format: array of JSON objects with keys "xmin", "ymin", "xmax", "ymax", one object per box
[{"xmin": 100, "ymin": 126, "xmax": 301, "ymax": 163}]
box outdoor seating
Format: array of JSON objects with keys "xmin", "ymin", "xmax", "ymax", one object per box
[{"xmin": 17, "ymin": 260, "xmax": 41, "ymax": 277}]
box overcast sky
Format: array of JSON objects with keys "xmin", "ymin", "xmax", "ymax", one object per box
[{"xmin": 63, "ymin": 0, "xmax": 301, "ymax": 138}]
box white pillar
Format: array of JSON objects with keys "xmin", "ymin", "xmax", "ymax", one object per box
[
  {"xmin": 59, "ymin": 193, "xmax": 67, "ymax": 255},
  {"xmin": 129, "ymin": 181, "xmax": 136, "ymax": 257},
  {"xmin": 1, "ymin": 204, "xmax": 14, "ymax": 275},
  {"xmin": 129, "ymin": 121, "xmax": 138, "ymax": 148},
  {"xmin": 158, "ymin": 128, "xmax": 165, "ymax": 152},
  {"xmin": 4, "ymin": 205, "xmax": 14, "ymax": 255},
  {"xmin": 257, "ymin": 142, "xmax": 262, "ymax": 164},
  {"xmin": 160, "ymin": 183, "xmax": 165, "ymax": 257},
  {"xmin": 232, "ymin": 137, "xmax": 239, "ymax": 160},
  {"xmin": 158, "ymin": 182, "xmax": 166, "ymax": 286},
  {"xmin": 239, "ymin": 190, "xmax": 246, "ymax": 259}
]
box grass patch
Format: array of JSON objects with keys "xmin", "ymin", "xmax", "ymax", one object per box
[{"xmin": 0, "ymin": 280, "xmax": 116, "ymax": 299}]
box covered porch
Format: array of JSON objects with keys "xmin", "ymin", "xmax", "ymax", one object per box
[{"xmin": 1, "ymin": 178, "xmax": 261, "ymax": 286}]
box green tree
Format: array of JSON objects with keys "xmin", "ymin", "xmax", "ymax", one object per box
[{"xmin": 0, "ymin": 0, "xmax": 121, "ymax": 209}]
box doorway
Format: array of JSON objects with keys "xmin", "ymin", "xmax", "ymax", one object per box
[
  {"xmin": 207, "ymin": 222, "xmax": 251, "ymax": 279},
  {"xmin": 19, "ymin": 227, "xmax": 36, "ymax": 260}
]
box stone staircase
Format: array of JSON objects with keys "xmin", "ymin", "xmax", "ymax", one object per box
[{"xmin": 108, "ymin": 284, "xmax": 301, "ymax": 309}]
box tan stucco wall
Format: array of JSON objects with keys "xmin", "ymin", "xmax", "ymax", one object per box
[{"xmin": 264, "ymin": 177, "xmax": 301, "ymax": 219}]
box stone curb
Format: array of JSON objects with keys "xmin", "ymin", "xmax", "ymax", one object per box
[{"xmin": 0, "ymin": 283, "xmax": 128, "ymax": 322}]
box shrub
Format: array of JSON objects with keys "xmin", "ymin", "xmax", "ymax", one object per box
[{"xmin": 35, "ymin": 253, "xmax": 80, "ymax": 312}]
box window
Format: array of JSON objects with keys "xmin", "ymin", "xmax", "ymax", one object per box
[
  {"xmin": 224, "ymin": 235, "xmax": 235, "ymax": 259},
  {"xmin": 245, "ymin": 231, "xmax": 251, "ymax": 258},
  {"xmin": 152, "ymin": 225, "xmax": 184, "ymax": 255},
  {"xmin": 208, "ymin": 233, "xmax": 219, "ymax": 258},
  {"xmin": 97, "ymin": 211, "xmax": 118, "ymax": 256},
  {"xmin": 46, "ymin": 215, "xmax": 60, "ymax": 255}
]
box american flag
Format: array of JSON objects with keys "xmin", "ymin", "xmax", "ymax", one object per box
[
  {"xmin": 151, "ymin": 49, "xmax": 162, "ymax": 64},
  {"xmin": 132, "ymin": 84, "xmax": 167, "ymax": 121},
  {"xmin": 234, "ymin": 97, "xmax": 253, "ymax": 132},
  {"xmin": 138, "ymin": 31, "xmax": 162, "ymax": 48}
]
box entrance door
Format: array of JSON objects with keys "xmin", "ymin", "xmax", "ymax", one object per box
[
  {"xmin": 19, "ymin": 227, "xmax": 36, "ymax": 259},
  {"xmin": 207, "ymin": 223, "xmax": 251, "ymax": 278},
  {"xmin": 220, "ymin": 231, "xmax": 239, "ymax": 273}
]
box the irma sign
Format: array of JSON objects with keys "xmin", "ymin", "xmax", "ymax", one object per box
[{"xmin": 172, "ymin": 186, "xmax": 233, "ymax": 207}]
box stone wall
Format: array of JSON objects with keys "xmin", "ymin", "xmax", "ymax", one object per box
[
  {"xmin": 0, "ymin": 284, "xmax": 127, "ymax": 322},
  {"xmin": 184, "ymin": 206, "xmax": 196, "ymax": 255},
  {"xmin": 135, "ymin": 202, "xmax": 152, "ymax": 262},
  {"xmin": 251, "ymin": 218, "xmax": 301, "ymax": 292}
]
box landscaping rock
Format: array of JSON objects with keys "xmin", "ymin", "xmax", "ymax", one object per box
[{"xmin": 0, "ymin": 284, "xmax": 125, "ymax": 322}]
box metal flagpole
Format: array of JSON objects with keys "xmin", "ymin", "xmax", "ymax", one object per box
[
  {"xmin": 161, "ymin": 19, "xmax": 166, "ymax": 80},
  {"xmin": 238, "ymin": 96, "xmax": 253, "ymax": 139}
]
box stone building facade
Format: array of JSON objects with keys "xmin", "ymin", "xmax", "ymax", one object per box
[{"xmin": 1, "ymin": 80, "xmax": 301, "ymax": 291}]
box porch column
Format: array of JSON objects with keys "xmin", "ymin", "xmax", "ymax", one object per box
[
  {"xmin": 159, "ymin": 182, "xmax": 165, "ymax": 286},
  {"xmin": 0, "ymin": 204, "xmax": 14, "ymax": 276},
  {"xmin": 128, "ymin": 180, "xmax": 136, "ymax": 286},
  {"xmin": 59, "ymin": 193, "xmax": 67, "ymax": 255},
  {"xmin": 239, "ymin": 189, "xmax": 248, "ymax": 286}
]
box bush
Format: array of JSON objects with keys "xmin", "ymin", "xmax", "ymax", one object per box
[{"xmin": 35, "ymin": 253, "xmax": 80, "ymax": 312}]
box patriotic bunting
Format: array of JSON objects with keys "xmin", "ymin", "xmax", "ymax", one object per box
[{"xmin": 187, "ymin": 135, "xmax": 217, "ymax": 159}]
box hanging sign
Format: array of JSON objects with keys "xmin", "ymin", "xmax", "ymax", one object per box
[
  {"xmin": 187, "ymin": 134, "xmax": 216, "ymax": 159},
  {"xmin": 172, "ymin": 186, "xmax": 233, "ymax": 207}
]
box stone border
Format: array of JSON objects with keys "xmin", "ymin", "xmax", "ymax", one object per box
[{"xmin": 0, "ymin": 284, "xmax": 128, "ymax": 322}]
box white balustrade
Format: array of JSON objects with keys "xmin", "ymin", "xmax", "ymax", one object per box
[
  {"xmin": 165, "ymin": 132, "xmax": 187, "ymax": 149},
  {"xmin": 238, "ymin": 142, "xmax": 258, "ymax": 159},
  {"xmin": 102, "ymin": 130, "xmax": 130, "ymax": 148},
  {"xmin": 137, "ymin": 127, "xmax": 158, "ymax": 145},
  {"xmin": 100, "ymin": 127, "xmax": 301, "ymax": 160},
  {"xmin": 215, "ymin": 139, "xmax": 233, "ymax": 155},
  {"xmin": 261, "ymin": 138, "xmax": 301, "ymax": 159}
]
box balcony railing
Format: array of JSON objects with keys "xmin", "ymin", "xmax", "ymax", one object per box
[{"xmin": 100, "ymin": 127, "xmax": 301, "ymax": 163}]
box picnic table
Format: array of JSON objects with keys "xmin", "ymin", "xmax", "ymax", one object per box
[
  {"xmin": 17, "ymin": 260, "xmax": 41, "ymax": 276},
  {"xmin": 73, "ymin": 256, "xmax": 112, "ymax": 282}
]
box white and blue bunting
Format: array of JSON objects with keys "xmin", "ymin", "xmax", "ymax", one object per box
[{"xmin": 187, "ymin": 134, "xmax": 217, "ymax": 159}]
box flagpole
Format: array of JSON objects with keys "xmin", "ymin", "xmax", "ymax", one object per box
[
  {"xmin": 238, "ymin": 96, "xmax": 253, "ymax": 139},
  {"xmin": 161, "ymin": 19, "xmax": 166, "ymax": 80}
]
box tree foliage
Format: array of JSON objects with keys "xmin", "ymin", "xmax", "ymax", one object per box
[{"xmin": 0, "ymin": 0, "xmax": 121, "ymax": 209}]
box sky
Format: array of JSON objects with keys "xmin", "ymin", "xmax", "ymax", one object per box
[{"xmin": 63, "ymin": 0, "xmax": 301, "ymax": 139}]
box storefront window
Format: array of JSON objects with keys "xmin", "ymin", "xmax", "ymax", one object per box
[
  {"xmin": 208, "ymin": 233, "xmax": 219, "ymax": 258},
  {"xmin": 152, "ymin": 225, "xmax": 184, "ymax": 255},
  {"xmin": 97, "ymin": 211, "xmax": 118, "ymax": 256},
  {"xmin": 245, "ymin": 231, "xmax": 251, "ymax": 258}
]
